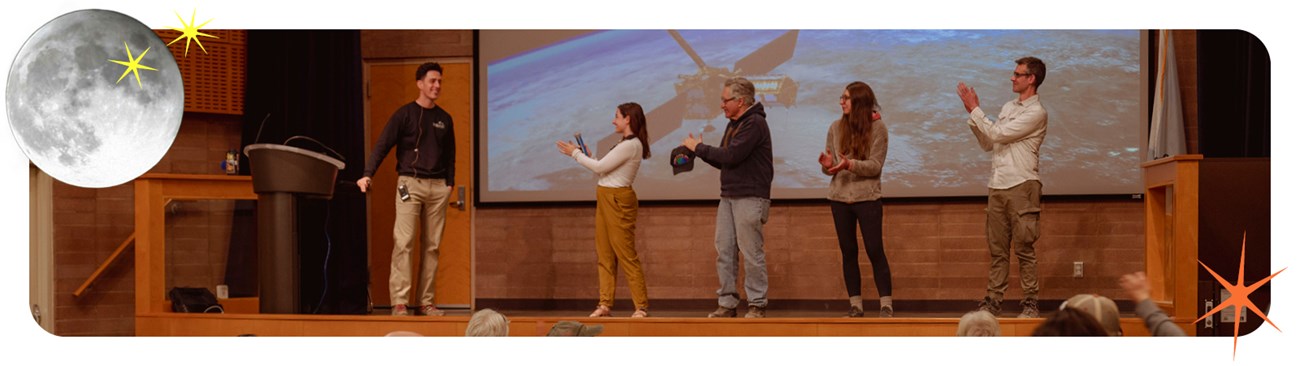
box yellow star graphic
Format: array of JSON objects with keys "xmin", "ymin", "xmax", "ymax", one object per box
[
  {"xmin": 1194, "ymin": 232, "xmax": 1286, "ymax": 359},
  {"xmin": 108, "ymin": 42, "xmax": 158, "ymax": 89},
  {"xmin": 166, "ymin": 9, "xmax": 217, "ymax": 57}
]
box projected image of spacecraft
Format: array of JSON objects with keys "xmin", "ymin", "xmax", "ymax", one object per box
[{"xmin": 598, "ymin": 30, "xmax": 799, "ymax": 153}]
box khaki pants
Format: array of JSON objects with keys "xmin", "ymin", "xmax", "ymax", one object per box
[
  {"xmin": 595, "ymin": 186, "xmax": 649, "ymax": 310},
  {"xmin": 390, "ymin": 176, "xmax": 452, "ymax": 307},
  {"xmin": 985, "ymin": 180, "xmax": 1041, "ymax": 303}
]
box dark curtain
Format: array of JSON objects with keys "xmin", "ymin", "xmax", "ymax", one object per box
[
  {"xmin": 1197, "ymin": 30, "xmax": 1270, "ymax": 158},
  {"xmin": 237, "ymin": 30, "xmax": 369, "ymax": 314}
]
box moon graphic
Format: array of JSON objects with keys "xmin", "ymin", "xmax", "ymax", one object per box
[{"xmin": 5, "ymin": 9, "xmax": 183, "ymax": 188}]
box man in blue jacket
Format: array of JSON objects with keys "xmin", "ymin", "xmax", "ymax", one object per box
[{"xmin": 681, "ymin": 77, "xmax": 774, "ymax": 318}]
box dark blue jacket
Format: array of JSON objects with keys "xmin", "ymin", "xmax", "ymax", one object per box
[{"xmin": 696, "ymin": 103, "xmax": 773, "ymax": 199}]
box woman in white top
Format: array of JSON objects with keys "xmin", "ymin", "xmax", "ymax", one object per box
[{"xmin": 555, "ymin": 102, "xmax": 652, "ymax": 318}]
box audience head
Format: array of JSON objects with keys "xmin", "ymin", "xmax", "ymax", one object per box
[
  {"xmin": 384, "ymin": 330, "xmax": 423, "ymax": 337},
  {"xmin": 1061, "ymin": 293, "xmax": 1123, "ymax": 336},
  {"xmin": 546, "ymin": 320, "xmax": 604, "ymax": 336},
  {"xmin": 956, "ymin": 310, "xmax": 1001, "ymax": 336},
  {"xmin": 465, "ymin": 308, "xmax": 510, "ymax": 337},
  {"xmin": 1032, "ymin": 307, "xmax": 1109, "ymax": 336}
]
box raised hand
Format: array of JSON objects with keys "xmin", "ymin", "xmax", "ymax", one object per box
[{"xmin": 1118, "ymin": 272, "xmax": 1152, "ymax": 303}]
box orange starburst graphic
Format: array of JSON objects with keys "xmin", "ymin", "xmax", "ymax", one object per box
[{"xmin": 1194, "ymin": 232, "xmax": 1286, "ymax": 359}]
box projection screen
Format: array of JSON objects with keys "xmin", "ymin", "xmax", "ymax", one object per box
[{"xmin": 477, "ymin": 30, "xmax": 1144, "ymax": 203}]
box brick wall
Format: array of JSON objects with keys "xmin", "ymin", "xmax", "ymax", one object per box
[
  {"xmin": 52, "ymin": 113, "xmax": 242, "ymax": 336},
  {"xmin": 474, "ymin": 198, "xmax": 1144, "ymax": 305},
  {"xmin": 164, "ymin": 200, "xmax": 236, "ymax": 292}
]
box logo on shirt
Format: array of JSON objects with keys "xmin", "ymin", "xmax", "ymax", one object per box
[{"xmin": 433, "ymin": 120, "xmax": 446, "ymax": 129}]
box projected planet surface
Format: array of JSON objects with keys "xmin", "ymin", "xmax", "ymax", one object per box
[
  {"xmin": 484, "ymin": 30, "xmax": 1142, "ymax": 201},
  {"xmin": 6, "ymin": 9, "xmax": 183, "ymax": 188}
]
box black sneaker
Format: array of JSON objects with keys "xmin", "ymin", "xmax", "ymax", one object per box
[
  {"xmin": 843, "ymin": 306, "xmax": 865, "ymax": 318},
  {"xmin": 707, "ymin": 306, "xmax": 737, "ymax": 318},
  {"xmin": 1018, "ymin": 298, "xmax": 1040, "ymax": 318},
  {"xmin": 977, "ymin": 296, "xmax": 1002, "ymax": 316},
  {"xmin": 744, "ymin": 305, "xmax": 766, "ymax": 318}
]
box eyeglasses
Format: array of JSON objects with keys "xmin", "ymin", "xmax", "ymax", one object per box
[
  {"xmin": 721, "ymin": 96, "xmax": 738, "ymax": 103},
  {"xmin": 1013, "ymin": 71, "xmax": 1032, "ymax": 78},
  {"xmin": 839, "ymin": 96, "xmax": 851, "ymax": 101}
]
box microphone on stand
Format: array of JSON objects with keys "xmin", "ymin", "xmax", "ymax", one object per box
[{"xmin": 247, "ymin": 113, "xmax": 272, "ymax": 157}]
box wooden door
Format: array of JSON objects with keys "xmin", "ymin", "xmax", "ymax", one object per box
[{"xmin": 364, "ymin": 60, "xmax": 473, "ymax": 308}]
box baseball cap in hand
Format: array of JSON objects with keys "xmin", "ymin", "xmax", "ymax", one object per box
[{"xmin": 670, "ymin": 145, "xmax": 695, "ymax": 175}]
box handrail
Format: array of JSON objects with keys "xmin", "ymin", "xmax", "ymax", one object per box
[
  {"xmin": 73, "ymin": 233, "xmax": 135, "ymax": 297},
  {"xmin": 75, "ymin": 199, "xmax": 173, "ymax": 298}
]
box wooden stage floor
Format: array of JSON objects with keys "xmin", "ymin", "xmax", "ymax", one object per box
[{"xmin": 136, "ymin": 308, "xmax": 1155, "ymax": 336}]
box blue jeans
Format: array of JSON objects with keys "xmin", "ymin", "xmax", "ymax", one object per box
[{"xmin": 715, "ymin": 196, "xmax": 770, "ymax": 308}]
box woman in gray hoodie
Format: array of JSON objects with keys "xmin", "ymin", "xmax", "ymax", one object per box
[{"xmin": 818, "ymin": 81, "xmax": 893, "ymax": 317}]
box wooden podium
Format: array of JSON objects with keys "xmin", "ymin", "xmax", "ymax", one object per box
[
  {"xmin": 1142, "ymin": 155, "xmax": 1271, "ymax": 336},
  {"xmin": 244, "ymin": 143, "xmax": 345, "ymax": 314},
  {"xmin": 1140, "ymin": 155, "xmax": 1201, "ymax": 335}
]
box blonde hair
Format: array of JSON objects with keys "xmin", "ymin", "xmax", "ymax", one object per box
[
  {"xmin": 465, "ymin": 308, "xmax": 509, "ymax": 336},
  {"xmin": 956, "ymin": 310, "xmax": 1000, "ymax": 336}
]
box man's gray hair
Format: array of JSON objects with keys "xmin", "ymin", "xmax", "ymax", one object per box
[
  {"xmin": 465, "ymin": 308, "xmax": 509, "ymax": 336},
  {"xmin": 725, "ymin": 77, "xmax": 756, "ymax": 106},
  {"xmin": 956, "ymin": 310, "xmax": 1001, "ymax": 336}
]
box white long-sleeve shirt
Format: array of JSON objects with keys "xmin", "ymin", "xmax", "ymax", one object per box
[
  {"xmin": 967, "ymin": 94, "xmax": 1048, "ymax": 189},
  {"xmin": 570, "ymin": 138, "xmax": 642, "ymax": 188}
]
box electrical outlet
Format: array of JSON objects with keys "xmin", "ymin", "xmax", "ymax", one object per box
[
  {"xmin": 1073, "ymin": 261, "xmax": 1084, "ymax": 278},
  {"xmin": 1220, "ymin": 289, "xmax": 1247, "ymax": 322}
]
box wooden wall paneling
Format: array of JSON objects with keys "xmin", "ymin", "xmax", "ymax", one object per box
[{"xmin": 360, "ymin": 30, "xmax": 473, "ymax": 59}]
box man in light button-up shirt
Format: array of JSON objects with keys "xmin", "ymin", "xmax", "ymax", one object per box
[{"xmin": 957, "ymin": 56, "xmax": 1048, "ymax": 319}]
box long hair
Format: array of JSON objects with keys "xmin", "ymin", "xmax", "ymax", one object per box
[
  {"xmin": 837, "ymin": 81, "xmax": 879, "ymax": 159},
  {"xmin": 618, "ymin": 102, "xmax": 651, "ymax": 159}
]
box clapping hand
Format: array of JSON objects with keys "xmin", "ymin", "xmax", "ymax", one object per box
[
  {"xmin": 827, "ymin": 152, "xmax": 851, "ymax": 174},
  {"xmin": 682, "ymin": 133, "xmax": 703, "ymax": 151},
  {"xmin": 957, "ymin": 82, "xmax": 980, "ymax": 113},
  {"xmin": 555, "ymin": 140, "xmax": 578, "ymax": 156},
  {"xmin": 818, "ymin": 149, "xmax": 835, "ymax": 170}
]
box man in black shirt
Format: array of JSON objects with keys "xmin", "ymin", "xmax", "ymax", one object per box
[{"xmin": 357, "ymin": 62, "xmax": 456, "ymax": 316}]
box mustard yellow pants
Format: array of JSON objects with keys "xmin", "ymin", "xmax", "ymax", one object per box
[{"xmin": 595, "ymin": 186, "xmax": 649, "ymax": 310}]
